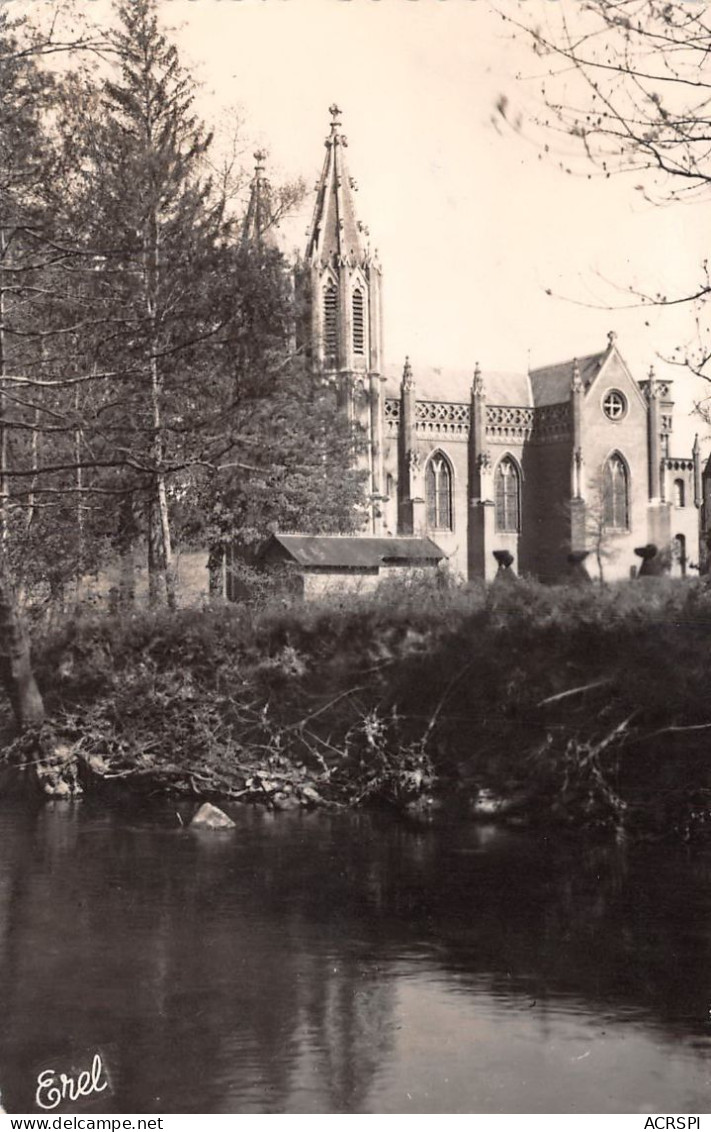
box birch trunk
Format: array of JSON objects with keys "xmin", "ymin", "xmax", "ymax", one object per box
[
  {"xmin": 26, "ymin": 407, "xmax": 39, "ymax": 532},
  {"xmin": 74, "ymin": 386, "xmax": 83, "ymax": 566},
  {"xmin": 0, "ymin": 224, "xmax": 9, "ymax": 545},
  {"xmin": 144, "ymin": 188, "xmax": 176, "ymax": 609},
  {"xmin": 147, "ymin": 498, "xmax": 162, "ymax": 607},
  {"xmin": 0, "ymin": 554, "xmax": 44, "ymax": 730}
]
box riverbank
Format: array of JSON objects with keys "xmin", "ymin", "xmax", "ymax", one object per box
[{"xmin": 3, "ymin": 575, "xmax": 711, "ymax": 839}]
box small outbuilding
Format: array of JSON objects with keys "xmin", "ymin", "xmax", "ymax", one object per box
[{"xmin": 249, "ymin": 533, "xmax": 446, "ymax": 599}]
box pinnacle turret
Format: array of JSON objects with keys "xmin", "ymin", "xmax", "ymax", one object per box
[
  {"xmin": 242, "ymin": 150, "xmax": 277, "ymax": 247},
  {"xmin": 402, "ymin": 356, "xmax": 414, "ymax": 391}
]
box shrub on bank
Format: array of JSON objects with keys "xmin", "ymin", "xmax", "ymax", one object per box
[{"xmin": 9, "ymin": 574, "xmax": 711, "ymax": 837}]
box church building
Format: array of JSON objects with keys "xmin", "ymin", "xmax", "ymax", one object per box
[{"xmin": 262, "ymin": 106, "xmax": 704, "ymax": 583}]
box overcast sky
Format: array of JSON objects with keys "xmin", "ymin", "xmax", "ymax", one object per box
[{"xmin": 73, "ymin": 0, "xmax": 711, "ymax": 449}]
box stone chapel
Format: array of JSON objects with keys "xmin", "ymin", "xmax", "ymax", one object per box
[{"xmin": 249, "ymin": 107, "xmax": 704, "ymax": 584}]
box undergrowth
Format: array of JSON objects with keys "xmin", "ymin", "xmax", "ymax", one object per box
[{"xmin": 5, "ymin": 574, "xmax": 711, "ymax": 836}]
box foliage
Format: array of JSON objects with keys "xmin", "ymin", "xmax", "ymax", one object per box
[
  {"xmin": 3, "ymin": 574, "xmax": 710, "ymax": 833},
  {"xmin": 501, "ymin": 0, "xmax": 711, "ymax": 391},
  {"xmin": 0, "ymin": 0, "xmax": 364, "ymax": 611}
]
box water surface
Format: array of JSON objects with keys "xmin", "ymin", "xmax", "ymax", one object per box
[{"xmin": 0, "ymin": 799, "xmax": 709, "ymax": 1113}]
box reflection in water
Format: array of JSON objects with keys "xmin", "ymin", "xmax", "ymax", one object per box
[{"xmin": 0, "ymin": 800, "xmax": 709, "ymax": 1113}]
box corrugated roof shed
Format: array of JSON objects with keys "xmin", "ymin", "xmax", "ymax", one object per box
[{"xmin": 263, "ymin": 534, "xmax": 445, "ymax": 569}]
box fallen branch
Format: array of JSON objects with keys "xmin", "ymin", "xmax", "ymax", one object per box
[
  {"xmin": 538, "ymin": 678, "xmax": 613, "ymax": 707},
  {"xmin": 630, "ymin": 722, "xmax": 711, "ymax": 744},
  {"xmin": 288, "ymin": 686, "xmax": 367, "ymax": 730}
]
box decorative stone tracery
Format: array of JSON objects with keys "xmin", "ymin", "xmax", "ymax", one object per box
[
  {"xmin": 385, "ymin": 397, "xmax": 572, "ymax": 443},
  {"xmin": 640, "ymin": 379, "xmax": 672, "ymax": 401},
  {"xmin": 416, "ymin": 400, "xmax": 470, "ymax": 439},
  {"xmin": 384, "ymin": 398, "xmax": 401, "ymax": 427}
]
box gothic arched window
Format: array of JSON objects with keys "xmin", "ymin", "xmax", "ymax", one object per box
[
  {"xmin": 494, "ymin": 457, "xmax": 521, "ymax": 533},
  {"xmin": 425, "ymin": 453, "xmax": 453, "ymax": 531},
  {"xmin": 673, "ymin": 478, "xmax": 685, "ymax": 508},
  {"xmin": 602, "ymin": 453, "xmax": 629, "ymax": 530},
  {"xmin": 323, "ymin": 282, "xmax": 338, "ymax": 359},
  {"xmin": 352, "ymin": 288, "xmax": 365, "ymax": 355}
]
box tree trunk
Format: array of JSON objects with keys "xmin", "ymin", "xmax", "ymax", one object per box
[
  {"xmin": 0, "ymin": 554, "xmax": 45, "ymax": 730},
  {"xmin": 26, "ymin": 407, "xmax": 39, "ymax": 532},
  {"xmin": 147, "ymin": 499, "xmax": 162, "ymax": 608},
  {"xmin": 155, "ymin": 471, "xmax": 176, "ymax": 610},
  {"xmin": 596, "ymin": 540, "xmax": 605, "ymax": 586},
  {"xmin": 117, "ymin": 494, "xmax": 137, "ymax": 606},
  {"xmin": 74, "ymin": 385, "xmax": 83, "ymax": 568},
  {"xmin": 208, "ymin": 543, "xmax": 225, "ymax": 598},
  {"xmin": 144, "ymin": 197, "xmax": 176, "ymax": 611},
  {"xmin": 0, "ymin": 224, "xmax": 9, "ymax": 545}
]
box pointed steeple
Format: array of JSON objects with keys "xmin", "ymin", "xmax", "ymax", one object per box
[
  {"xmin": 242, "ymin": 150, "xmax": 277, "ymax": 247},
  {"xmin": 305, "ymin": 105, "xmax": 368, "ymax": 266},
  {"xmin": 296, "ymin": 105, "xmax": 385, "ymax": 537}
]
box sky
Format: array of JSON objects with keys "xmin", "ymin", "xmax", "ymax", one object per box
[{"xmin": 55, "ymin": 0, "xmax": 711, "ymax": 451}]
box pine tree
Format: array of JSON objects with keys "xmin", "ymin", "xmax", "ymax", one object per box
[
  {"xmin": 176, "ymin": 240, "xmax": 367, "ymax": 594},
  {"xmin": 69, "ymin": 0, "xmax": 229, "ymax": 608},
  {"xmin": 0, "ymin": 8, "xmax": 98, "ymax": 723}
]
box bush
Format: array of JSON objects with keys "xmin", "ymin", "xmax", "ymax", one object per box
[{"xmin": 7, "ymin": 575, "xmax": 711, "ymax": 832}]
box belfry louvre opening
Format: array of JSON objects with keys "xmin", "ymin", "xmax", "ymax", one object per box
[
  {"xmin": 323, "ymin": 284, "xmax": 338, "ymax": 357},
  {"xmin": 352, "ymin": 288, "xmax": 365, "ymax": 355}
]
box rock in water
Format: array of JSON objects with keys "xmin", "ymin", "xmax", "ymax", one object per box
[
  {"xmin": 190, "ymin": 802, "xmax": 235, "ymax": 830},
  {"xmin": 272, "ymin": 792, "xmax": 301, "ymax": 812}
]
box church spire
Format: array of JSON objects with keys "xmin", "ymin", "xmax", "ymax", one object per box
[
  {"xmin": 305, "ymin": 105, "xmax": 368, "ymax": 266},
  {"xmin": 242, "ymin": 150, "xmax": 277, "ymax": 247}
]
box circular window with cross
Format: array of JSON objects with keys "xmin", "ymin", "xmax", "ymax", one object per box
[{"xmin": 602, "ymin": 390, "xmax": 627, "ymax": 421}]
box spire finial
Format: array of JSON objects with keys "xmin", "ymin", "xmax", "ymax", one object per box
[
  {"xmin": 473, "ymin": 362, "xmax": 484, "ymax": 396},
  {"xmin": 607, "ymin": 330, "xmax": 617, "ymax": 348},
  {"xmin": 254, "ymin": 149, "xmax": 267, "ymax": 172},
  {"xmin": 329, "ymin": 103, "xmax": 342, "ymax": 131}
]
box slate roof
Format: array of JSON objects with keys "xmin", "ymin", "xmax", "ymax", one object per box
[
  {"xmin": 382, "ymin": 363, "xmax": 533, "ymax": 407},
  {"xmin": 383, "ymin": 347, "xmax": 610, "ymax": 409},
  {"xmin": 529, "ymin": 351, "xmax": 606, "ymax": 407},
  {"xmin": 263, "ymin": 534, "xmax": 445, "ymax": 569}
]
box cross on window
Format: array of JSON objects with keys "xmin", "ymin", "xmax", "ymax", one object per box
[{"xmin": 603, "ymin": 391, "xmax": 626, "ymax": 420}]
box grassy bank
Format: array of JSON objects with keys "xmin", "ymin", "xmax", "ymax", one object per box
[{"xmin": 6, "ymin": 575, "xmax": 711, "ymax": 839}]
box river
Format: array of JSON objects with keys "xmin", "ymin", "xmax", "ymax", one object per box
[{"xmin": 0, "ymin": 798, "xmax": 709, "ymax": 1114}]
